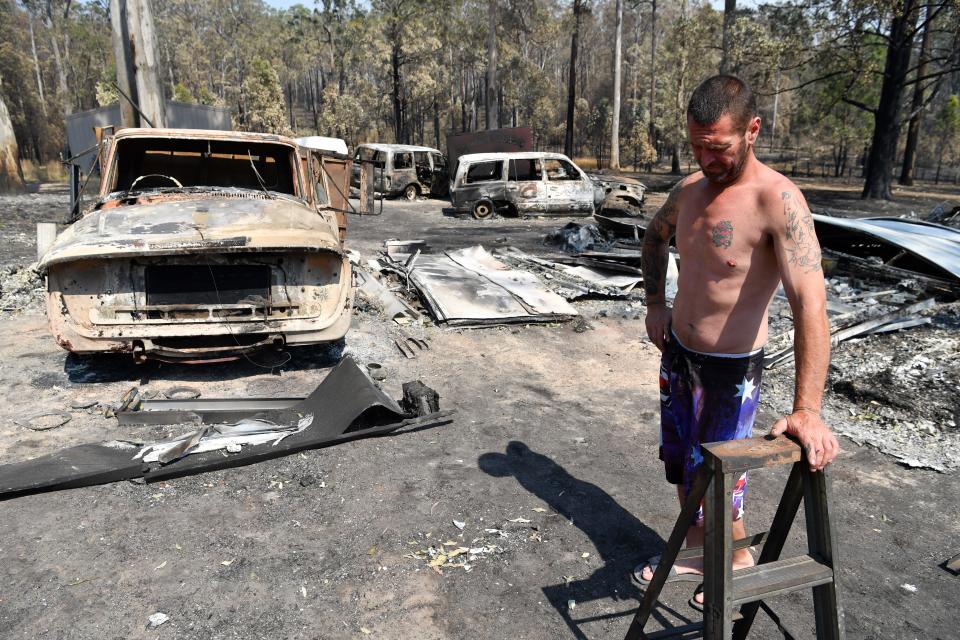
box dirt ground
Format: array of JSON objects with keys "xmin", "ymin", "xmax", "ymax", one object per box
[{"xmin": 0, "ymin": 179, "xmax": 957, "ymax": 639}]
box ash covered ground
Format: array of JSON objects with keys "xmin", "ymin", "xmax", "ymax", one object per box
[{"xmin": 0, "ymin": 182, "xmax": 957, "ymax": 640}]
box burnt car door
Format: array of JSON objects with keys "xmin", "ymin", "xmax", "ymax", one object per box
[
  {"xmin": 453, "ymin": 159, "xmax": 504, "ymax": 212},
  {"xmin": 505, "ymin": 157, "xmax": 545, "ymax": 215},
  {"xmin": 353, "ymin": 146, "xmax": 387, "ymax": 193},
  {"xmin": 309, "ymin": 150, "xmax": 349, "ymax": 241},
  {"xmin": 429, "ymin": 151, "xmax": 449, "ymax": 195},
  {"xmin": 391, "ymin": 150, "xmax": 417, "ymax": 196},
  {"xmin": 414, "ymin": 151, "xmax": 432, "ymax": 189},
  {"xmin": 543, "ymin": 157, "xmax": 594, "ymax": 213}
]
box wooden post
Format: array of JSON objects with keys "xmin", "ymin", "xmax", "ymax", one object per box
[
  {"xmin": 703, "ymin": 459, "xmax": 734, "ymax": 639},
  {"xmin": 110, "ymin": 0, "xmax": 167, "ymax": 128},
  {"xmin": 110, "ymin": 0, "xmax": 139, "ymax": 128}
]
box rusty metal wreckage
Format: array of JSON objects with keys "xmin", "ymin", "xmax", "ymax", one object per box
[{"xmin": 41, "ymin": 127, "xmax": 369, "ymax": 364}]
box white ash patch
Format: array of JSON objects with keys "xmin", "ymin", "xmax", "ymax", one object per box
[{"xmin": 0, "ymin": 262, "xmax": 45, "ymax": 313}]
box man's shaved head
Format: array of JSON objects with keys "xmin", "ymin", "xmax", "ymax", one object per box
[{"xmin": 687, "ymin": 75, "xmax": 756, "ymax": 132}]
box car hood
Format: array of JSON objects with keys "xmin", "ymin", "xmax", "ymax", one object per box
[{"xmin": 39, "ymin": 195, "xmax": 342, "ymax": 269}]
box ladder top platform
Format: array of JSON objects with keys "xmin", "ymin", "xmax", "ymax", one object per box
[{"xmin": 702, "ymin": 435, "xmax": 803, "ymax": 473}]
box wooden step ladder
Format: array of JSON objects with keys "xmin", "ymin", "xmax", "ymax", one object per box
[{"xmin": 623, "ymin": 435, "xmax": 845, "ymax": 640}]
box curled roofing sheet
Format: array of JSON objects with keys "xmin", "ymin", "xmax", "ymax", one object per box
[
  {"xmin": 813, "ymin": 214, "xmax": 960, "ymax": 282},
  {"xmin": 406, "ymin": 246, "xmax": 577, "ymax": 327}
]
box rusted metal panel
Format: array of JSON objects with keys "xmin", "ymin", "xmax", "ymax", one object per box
[{"xmin": 446, "ymin": 126, "xmax": 534, "ymax": 179}]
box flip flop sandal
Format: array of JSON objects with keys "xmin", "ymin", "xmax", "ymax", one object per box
[
  {"xmin": 632, "ymin": 555, "xmax": 703, "ymax": 587},
  {"xmin": 689, "ymin": 583, "xmax": 704, "ymax": 612}
]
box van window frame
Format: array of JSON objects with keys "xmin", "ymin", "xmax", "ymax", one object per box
[
  {"xmin": 508, "ymin": 158, "xmax": 543, "ymax": 182},
  {"xmin": 393, "ymin": 151, "xmax": 413, "ymax": 170},
  {"xmin": 543, "ymin": 158, "xmax": 583, "ymax": 182},
  {"xmin": 463, "ymin": 160, "xmax": 504, "ymax": 185}
]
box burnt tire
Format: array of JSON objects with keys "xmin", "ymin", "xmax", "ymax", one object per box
[
  {"xmin": 403, "ymin": 184, "xmax": 419, "ymax": 201},
  {"xmin": 472, "ymin": 199, "xmax": 495, "ymax": 220}
]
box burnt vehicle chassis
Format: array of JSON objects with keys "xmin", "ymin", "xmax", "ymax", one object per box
[
  {"xmin": 351, "ymin": 144, "xmax": 449, "ymax": 200},
  {"xmin": 450, "ymin": 152, "xmax": 602, "ymax": 219},
  {"xmin": 39, "ymin": 129, "xmax": 356, "ymax": 363}
]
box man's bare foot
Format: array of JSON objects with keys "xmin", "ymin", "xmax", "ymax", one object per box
[
  {"xmin": 639, "ymin": 556, "xmax": 703, "ymax": 583},
  {"xmin": 691, "ymin": 549, "xmax": 756, "ymax": 605}
]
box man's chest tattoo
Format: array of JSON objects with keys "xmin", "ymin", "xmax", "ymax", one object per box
[{"xmin": 712, "ymin": 220, "xmax": 734, "ymax": 248}]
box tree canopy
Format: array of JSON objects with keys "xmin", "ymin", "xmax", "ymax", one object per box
[{"xmin": 1, "ymin": 0, "xmax": 958, "ymax": 197}]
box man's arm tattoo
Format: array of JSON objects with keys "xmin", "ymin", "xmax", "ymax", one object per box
[
  {"xmin": 642, "ymin": 206, "xmax": 676, "ymax": 300},
  {"xmin": 643, "ymin": 249, "xmax": 665, "ymax": 298},
  {"xmin": 642, "ymin": 180, "xmax": 683, "ymax": 301},
  {"xmin": 782, "ymin": 192, "xmax": 822, "ymax": 273}
]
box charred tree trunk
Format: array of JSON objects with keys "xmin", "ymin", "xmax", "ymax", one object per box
[
  {"xmin": 485, "ymin": 0, "xmax": 498, "ymax": 130},
  {"xmin": 286, "ymin": 82, "xmax": 296, "ymax": 130},
  {"xmin": 899, "ymin": 5, "xmax": 932, "ymax": 186},
  {"xmin": 672, "ymin": 0, "xmax": 688, "ymax": 175},
  {"xmin": 391, "ymin": 43, "xmax": 404, "ymax": 143},
  {"xmin": 433, "ymin": 96, "xmax": 441, "ymax": 150},
  {"xmin": 861, "ymin": 0, "xmax": 918, "ymax": 200},
  {"xmin": 610, "ymin": 0, "xmax": 623, "ymax": 170},
  {"xmin": 719, "ymin": 0, "xmax": 736, "ymax": 75},
  {"xmin": 648, "ymin": 0, "xmax": 658, "ymax": 149},
  {"xmin": 564, "ymin": 0, "xmax": 584, "ymax": 157}
]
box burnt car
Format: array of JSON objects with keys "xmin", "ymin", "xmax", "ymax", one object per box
[
  {"xmin": 38, "ymin": 128, "xmax": 357, "ymax": 362},
  {"xmin": 350, "ymin": 143, "xmax": 448, "ymax": 200},
  {"xmin": 450, "ymin": 152, "xmax": 607, "ymax": 219},
  {"xmin": 588, "ymin": 173, "xmax": 646, "ymax": 209}
]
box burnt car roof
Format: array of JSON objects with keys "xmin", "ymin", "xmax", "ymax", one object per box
[
  {"xmin": 457, "ymin": 151, "xmax": 577, "ymax": 163},
  {"xmin": 111, "ymin": 127, "xmax": 299, "ymax": 147},
  {"xmin": 356, "ymin": 143, "xmax": 442, "ymax": 154}
]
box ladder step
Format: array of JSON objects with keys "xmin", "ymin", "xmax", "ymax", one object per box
[
  {"xmin": 676, "ymin": 531, "xmax": 768, "ymax": 561},
  {"xmin": 732, "ymin": 555, "xmax": 834, "ymax": 606}
]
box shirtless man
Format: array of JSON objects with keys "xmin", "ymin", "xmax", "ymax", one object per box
[{"xmin": 635, "ymin": 75, "xmax": 840, "ymax": 608}]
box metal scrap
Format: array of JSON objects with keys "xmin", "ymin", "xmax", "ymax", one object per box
[
  {"xmin": 400, "ymin": 246, "xmax": 578, "ymax": 328},
  {"xmin": 814, "ymin": 214, "xmax": 960, "ymax": 294},
  {"xmin": 395, "ymin": 332, "xmax": 429, "ymax": 358},
  {"xmin": 356, "ymin": 267, "xmax": 421, "ymax": 324},
  {"xmin": 764, "ymin": 298, "xmax": 938, "ymax": 369},
  {"xmin": 0, "ymin": 357, "xmax": 452, "ymax": 499}
]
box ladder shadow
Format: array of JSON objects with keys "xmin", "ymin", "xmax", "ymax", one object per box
[{"xmin": 478, "ymin": 440, "xmax": 696, "ymax": 639}]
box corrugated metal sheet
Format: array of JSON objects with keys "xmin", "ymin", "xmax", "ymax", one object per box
[
  {"xmin": 165, "ymin": 101, "xmax": 231, "ymax": 130},
  {"xmin": 406, "ymin": 246, "xmax": 577, "ymax": 327},
  {"xmin": 65, "ymin": 101, "xmax": 231, "ymax": 173},
  {"xmin": 813, "ymin": 214, "xmax": 960, "ymax": 282}
]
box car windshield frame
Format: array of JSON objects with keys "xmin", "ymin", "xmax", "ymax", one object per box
[{"xmin": 100, "ymin": 136, "xmax": 306, "ymax": 204}]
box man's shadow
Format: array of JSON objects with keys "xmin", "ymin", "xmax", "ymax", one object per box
[{"xmin": 479, "ymin": 441, "xmax": 693, "ymax": 639}]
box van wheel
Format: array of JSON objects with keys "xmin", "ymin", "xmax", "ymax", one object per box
[
  {"xmin": 403, "ymin": 184, "xmax": 419, "ymax": 201},
  {"xmin": 472, "ymin": 199, "xmax": 495, "ymax": 220}
]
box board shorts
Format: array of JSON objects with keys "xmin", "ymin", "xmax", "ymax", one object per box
[{"xmin": 659, "ymin": 332, "xmax": 764, "ymax": 524}]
